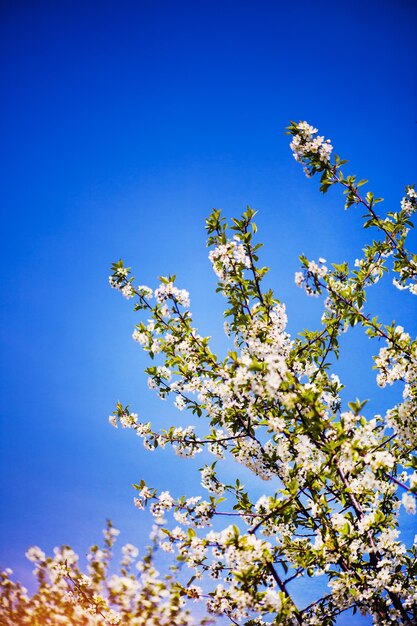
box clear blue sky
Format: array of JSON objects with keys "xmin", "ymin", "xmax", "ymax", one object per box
[{"xmin": 1, "ymin": 1, "xmax": 416, "ymax": 623}]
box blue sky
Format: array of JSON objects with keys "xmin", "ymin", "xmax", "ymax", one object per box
[{"xmin": 1, "ymin": 1, "xmax": 416, "ymax": 622}]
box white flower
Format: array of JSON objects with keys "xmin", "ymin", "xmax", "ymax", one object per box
[
  {"xmin": 294, "ymin": 271, "xmax": 304, "ymax": 287},
  {"xmin": 134, "ymin": 497, "xmax": 144, "ymax": 510},
  {"xmin": 137, "ymin": 285, "xmax": 153, "ymax": 298},
  {"xmin": 174, "ymin": 395, "xmax": 186, "ymax": 411},
  {"xmin": 26, "ymin": 547, "xmax": 46, "ymax": 563},
  {"xmin": 132, "ymin": 329, "xmax": 148, "ymax": 345},
  {"xmin": 402, "ymin": 493, "xmax": 416, "ymax": 514},
  {"xmin": 121, "ymin": 284, "xmax": 134, "ymax": 299},
  {"xmin": 154, "ymin": 282, "xmax": 190, "ymax": 308}
]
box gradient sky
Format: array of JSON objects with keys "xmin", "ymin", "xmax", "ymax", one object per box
[{"xmin": 1, "ymin": 1, "xmax": 416, "ymax": 623}]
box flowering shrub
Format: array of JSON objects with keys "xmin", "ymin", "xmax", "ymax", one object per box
[
  {"xmin": 0, "ymin": 521, "xmax": 210, "ymax": 625},
  {"xmin": 2, "ymin": 122, "xmax": 416, "ymax": 625}
]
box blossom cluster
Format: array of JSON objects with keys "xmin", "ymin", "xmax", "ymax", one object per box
[
  {"xmin": 289, "ymin": 121, "xmax": 333, "ymax": 177},
  {"xmin": 208, "ymin": 236, "xmax": 251, "ymax": 282}
]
